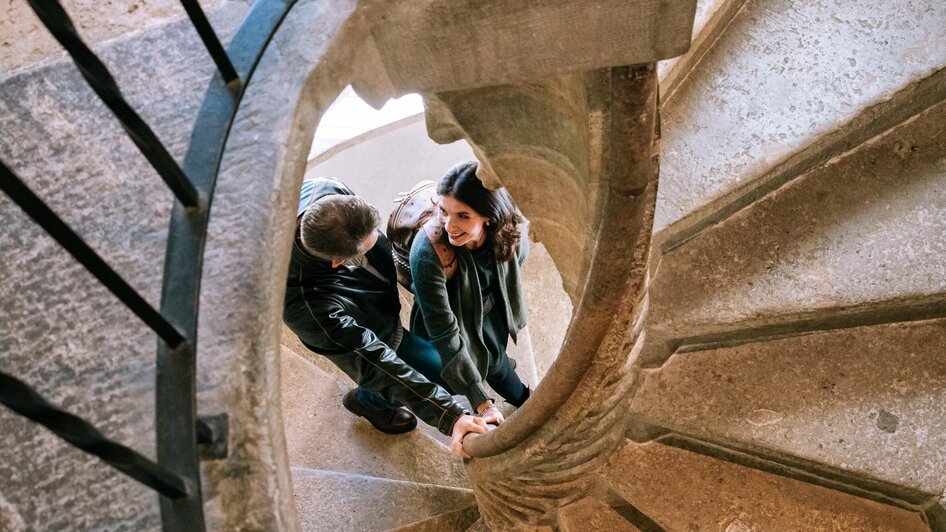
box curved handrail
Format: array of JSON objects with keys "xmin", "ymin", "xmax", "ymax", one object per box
[
  {"xmin": 156, "ymin": 1, "xmax": 299, "ymax": 528},
  {"xmin": 461, "ymin": 65, "xmax": 659, "ymax": 460}
]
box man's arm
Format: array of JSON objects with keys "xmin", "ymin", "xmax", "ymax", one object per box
[{"xmin": 304, "ymin": 299, "xmax": 467, "ymax": 436}]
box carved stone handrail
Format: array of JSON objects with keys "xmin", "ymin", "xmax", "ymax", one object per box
[{"xmin": 427, "ymin": 63, "xmax": 660, "ymax": 527}]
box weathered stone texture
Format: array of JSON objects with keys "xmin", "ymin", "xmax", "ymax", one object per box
[
  {"xmin": 605, "ymin": 440, "xmax": 929, "ymax": 531},
  {"xmin": 0, "ymin": 4, "xmax": 244, "ymax": 530},
  {"xmin": 359, "ymin": 0, "xmax": 696, "ymax": 93},
  {"xmin": 0, "ymin": 0, "xmax": 229, "ymax": 77},
  {"xmin": 558, "ymin": 496, "xmax": 640, "ymax": 531},
  {"xmin": 647, "ymin": 96, "xmax": 946, "ymax": 353},
  {"xmin": 390, "ymin": 505, "xmax": 480, "ymax": 532},
  {"xmin": 655, "ymin": 0, "xmax": 946, "ymax": 233},
  {"xmin": 290, "ymin": 468, "xmax": 474, "ymax": 531},
  {"xmin": 197, "ymin": 0, "xmax": 366, "ymax": 529},
  {"xmin": 632, "ymin": 318, "xmax": 946, "ymax": 497},
  {"xmin": 658, "ymin": 0, "xmax": 745, "ymax": 94},
  {"xmin": 520, "ymin": 242, "xmax": 571, "ymax": 381},
  {"xmin": 0, "ymin": 494, "xmax": 26, "ymax": 532}
]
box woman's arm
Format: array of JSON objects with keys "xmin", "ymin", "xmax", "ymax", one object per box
[{"xmin": 410, "ymin": 236, "xmax": 492, "ymax": 409}]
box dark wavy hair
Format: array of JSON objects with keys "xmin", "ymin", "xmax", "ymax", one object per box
[{"xmin": 438, "ymin": 161, "xmax": 523, "ymax": 262}]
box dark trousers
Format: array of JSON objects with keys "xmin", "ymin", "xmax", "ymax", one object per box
[{"xmin": 359, "ymin": 327, "xmax": 528, "ymax": 411}]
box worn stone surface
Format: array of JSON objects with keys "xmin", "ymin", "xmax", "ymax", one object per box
[
  {"xmin": 280, "ymin": 346, "xmax": 469, "ymax": 489},
  {"xmin": 631, "ymin": 320, "xmax": 946, "ymax": 494},
  {"xmin": 604, "ymin": 440, "xmax": 929, "ymax": 531},
  {"xmin": 0, "ymin": 4, "xmax": 245, "ymax": 530},
  {"xmin": 558, "ymin": 496, "xmax": 640, "ymax": 532},
  {"xmin": 521, "ymin": 242, "xmax": 571, "ymax": 381},
  {"xmin": 196, "ymin": 0, "xmax": 368, "ymax": 529},
  {"xmin": 655, "ymin": 0, "xmax": 946, "ymax": 233},
  {"xmin": 646, "ymin": 96, "xmax": 946, "ymax": 362},
  {"xmin": 290, "ymin": 467, "xmax": 474, "ymax": 531},
  {"xmin": 359, "ymin": 0, "xmax": 696, "ymax": 93},
  {"xmin": 632, "ymin": 319, "xmax": 946, "ymax": 497},
  {"xmin": 0, "ymin": 494, "xmax": 25, "ymax": 532},
  {"xmin": 390, "ymin": 505, "xmax": 480, "ymax": 532},
  {"xmin": 0, "ymin": 0, "xmax": 231, "ymax": 77},
  {"xmin": 658, "ymin": 0, "xmax": 746, "ymax": 98}
]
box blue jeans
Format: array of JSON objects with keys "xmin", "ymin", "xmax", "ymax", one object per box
[{"xmin": 356, "ymin": 329, "xmax": 453, "ymax": 411}]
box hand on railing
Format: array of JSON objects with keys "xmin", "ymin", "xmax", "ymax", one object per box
[
  {"xmin": 476, "ymin": 404, "xmax": 505, "ymax": 426},
  {"xmin": 450, "ymin": 414, "xmax": 488, "ymax": 458}
]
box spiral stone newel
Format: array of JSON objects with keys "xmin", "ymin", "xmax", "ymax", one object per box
[{"xmin": 425, "ymin": 63, "xmax": 659, "ymax": 529}]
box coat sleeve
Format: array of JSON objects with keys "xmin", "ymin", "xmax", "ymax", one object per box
[
  {"xmin": 302, "ymin": 297, "xmax": 467, "ymax": 435},
  {"xmin": 410, "ymin": 237, "xmax": 492, "ymax": 409}
]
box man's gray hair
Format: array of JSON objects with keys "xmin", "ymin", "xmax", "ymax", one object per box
[{"xmin": 300, "ymin": 195, "xmax": 380, "ymax": 259}]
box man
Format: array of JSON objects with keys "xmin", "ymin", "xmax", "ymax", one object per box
[{"xmin": 283, "ymin": 177, "xmax": 485, "ymax": 457}]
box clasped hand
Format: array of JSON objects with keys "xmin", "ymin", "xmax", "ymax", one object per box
[{"xmin": 449, "ymin": 403, "xmax": 506, "ymax": 459}]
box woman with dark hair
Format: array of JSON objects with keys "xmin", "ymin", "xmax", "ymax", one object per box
[{"xmin": 409, "ymin": 160, "xmax": 530, "ymax": 426}]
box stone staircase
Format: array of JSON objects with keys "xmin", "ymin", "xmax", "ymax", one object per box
[
  {"xmin": 2, "ymin": 0, "xmax": 944, "ymax": 529},
  {"xmin": 612, "ymin": 0, "xmax": 946, "ymax": 528},
  {"xmin": 281, "ymin": 326, "xmax": 510, "ymax": 531}
]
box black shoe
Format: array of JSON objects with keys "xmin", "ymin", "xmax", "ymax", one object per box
[{"xmin": 342, "ymin": 389, "xmax": 417, "ymax": 434}]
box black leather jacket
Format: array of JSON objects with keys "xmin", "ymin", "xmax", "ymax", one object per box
[{"xmin": 283, "ymin": 178, "xmax": 465, "ymax": 435}]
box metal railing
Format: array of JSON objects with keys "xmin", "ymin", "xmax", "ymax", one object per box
[{"xmin": 0, "ymin": 0, "xmax": 297, "ymax": 529}]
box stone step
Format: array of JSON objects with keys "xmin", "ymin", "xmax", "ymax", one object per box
[
  {"xmin": 463, "ymin": 518, "xmax": 491, "ymax": 532},
  {"xmin": 654, "ymin": 0, "xmax": 946, "ymax": 240},
  {"xmin": 644, "ymin": 96, "xmax": 946, "ymax": 367},
  {"xmin": 630, "ymin": 318, "xmax": 946, "ymax": 520},
  {"xmin": 387, "ymin": 505, "xmax": 479, "ymax": 532},
  {"xmin": 281, "ymin": 346, "xmax": 468, "ymax": 489},
  {"xmin": 601, "ymin": 439, "xmax": 930, "ymax": 531},
  {"xmin": 557, "ymin": 496, "xmax": 642, "ymax": 531},
  {"xmin": 291, "ymin": 468, "xmax": 474, "ymax": 532},
  {"xmin": 659, "ymin": 0, "xmax": 749, "ymax": 101}
]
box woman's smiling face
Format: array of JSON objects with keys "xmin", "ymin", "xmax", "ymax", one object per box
[{"xmin": 438, "ymin": 194, "xmax": 489, "ymax": 249}]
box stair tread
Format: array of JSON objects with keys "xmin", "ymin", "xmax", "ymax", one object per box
[
  {"xmin": 558, "ymin": 496, "xmax": 643, "ymax": 532},
  {"xmin": 602, "ymin": 439, "xmax": 929, "ymax": 531},
  {"xmin": 291, "ymin": 467, "xmax": 474, "ymax": 532},
  {"xmin": 632, "ymin": 318, "xmax": 946, "ymax": 496},
  {"xmin": 387, "ymin": 504, "xmax": 479, "ymax": 532},
  {"xmin": 281, "ymin": 346, "xmax": 469, "ymax": 488}
]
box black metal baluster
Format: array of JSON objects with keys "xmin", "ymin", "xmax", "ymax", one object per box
[
  {"xmin": 0, "ymin": 372, "xmax": 189, "ymax": 499},
  {"xmin": 1, "ymin": 1, "xmax": 301, "ymax": 530},
  {"xmin": 0, "ymin": 161, "xmax": 187, "ymax": 349},
  {"xmin": 179, "ymin": 0, "xmax": 240, "ymax": 87},
  {"xmin": 25, "ymin": 0, "xmax": 200, "ymax": 208}
]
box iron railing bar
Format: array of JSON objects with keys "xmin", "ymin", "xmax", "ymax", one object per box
[
  {"xmin": 25, "ymin": 0, "xmax": 201, "ymax": 208},
  {"xmin": 179, "ymin": 0, "xmax": 240, "ymax": 86},
  {"xmin": 0, "ymin": 372, "xmax": 189, "ymax": 499},
  {"xmin": 154, "ymin": 1, "xmax": 299, "ymax": 529},
  {"xmin": 0, "ymin": 160, "xmax": 188, "ymax": 349}
]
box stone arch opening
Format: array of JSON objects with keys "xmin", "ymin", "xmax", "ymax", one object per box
[{"xmin": 199, "ymin": 1, "xmax": 658, "ymax": 527}]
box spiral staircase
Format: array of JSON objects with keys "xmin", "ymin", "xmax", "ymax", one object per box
[{"xmin": 1, "ymin": 0, "xmax": 944, "ymax": 530}]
